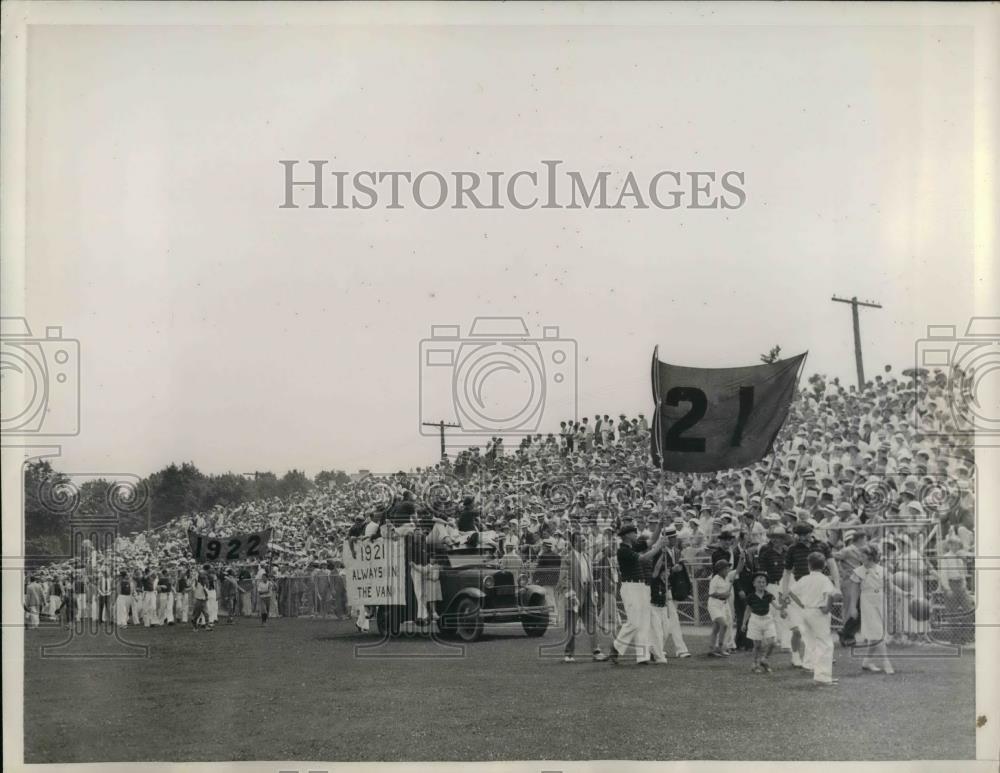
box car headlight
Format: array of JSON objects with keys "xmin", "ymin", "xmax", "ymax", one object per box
[{"xmin": 483, "ymin": 576, "xmax": 495, "ymax": 591}]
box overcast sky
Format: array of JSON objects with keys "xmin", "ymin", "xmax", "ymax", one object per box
[{"xmin": 16, "ymin": 18, "xmax": 980, "ymax": 477}]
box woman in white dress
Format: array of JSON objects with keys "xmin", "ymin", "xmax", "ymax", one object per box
[{"xmin": 848, "ymin": 545, "xmax": 895, "ymax": 674}]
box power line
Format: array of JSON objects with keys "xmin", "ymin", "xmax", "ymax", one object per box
[
  {"xmin": 831, "ymin": 295, "xmax": 882, "ymax": 390},
  {"xmin": 422, "ymin": 420, "xmax": 461, "ymax": 460}
]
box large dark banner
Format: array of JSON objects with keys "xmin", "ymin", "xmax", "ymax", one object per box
[
  {"xmin": 651, "ymin": 349, "xmax": 806, "ymax": 473},
  {"xmin": 187, "ymin": 528, "xmax": 271, "ymax": 562}
]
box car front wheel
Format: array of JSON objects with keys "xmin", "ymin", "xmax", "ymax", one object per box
[
  {"xmin": 521, "ymin": 595, "xmax": 549, "ymax": 637},
  {"xmin": 455, "ymin": 597, "xmax": 484, "ymax": 642}
]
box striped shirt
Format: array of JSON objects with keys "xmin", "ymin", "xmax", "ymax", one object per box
[{"xmin": 784, "ymin": 540, "xmax": 831, "ymax": 581}]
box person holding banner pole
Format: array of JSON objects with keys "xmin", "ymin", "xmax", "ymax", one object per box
[{"xmin": 608, "ymin": 521, "xmax": 665, "ymax": 665}]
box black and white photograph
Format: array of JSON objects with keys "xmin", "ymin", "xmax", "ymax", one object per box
[{"xmin": 1, "ymin": 3, "xmax": 998, "ymax": 772}]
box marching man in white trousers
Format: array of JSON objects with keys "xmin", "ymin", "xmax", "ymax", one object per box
[
  {"xmin": 788, "ymin": 552, "xmax": 841, "ymax": 686},
  {"xmin": 655, "ymin": 526, "xmax": 692, "ymax": 658},
  {"xmin": 663, "ymin": 599, "xmax": 691, "ymax": 656},
  {"xmin": 130, "ymin": 570, "xmax": 144, "ymax": 626},
  {"xmin": 174, "ymin": 569, "xmax": 190, "ymax": 623},
  {"xmin": 609, "ymin": 522, "xmax": 665, "ymax": 664},
  {"xmin": 141, "ymin": 569, "xmax": 157, "ymax": 627},
  {"xmin": 115, "ymin": 570, "xmax": 133, "ymax": 627},
  {"xmin": 206, "ymin": 567, "xmax": 219, "ymax": 624}
]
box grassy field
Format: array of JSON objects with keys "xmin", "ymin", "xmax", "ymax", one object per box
[{"xmin": 23, "ymin": 617, "xmax": 975, "ymax": 763}]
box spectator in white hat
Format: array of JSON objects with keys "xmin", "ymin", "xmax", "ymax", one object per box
[{"xmin": 649, "ymin": 524, "xmax": 691, "ymax": 658}]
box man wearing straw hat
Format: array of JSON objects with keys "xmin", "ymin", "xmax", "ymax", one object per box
[{"xmin": 649, "ymin": 523, "xmax": 691, "ymax": 659}]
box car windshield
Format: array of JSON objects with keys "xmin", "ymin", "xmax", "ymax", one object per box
[{"xmin": 442, "ymin": 547, "xmax": 500, "ymax": 569}]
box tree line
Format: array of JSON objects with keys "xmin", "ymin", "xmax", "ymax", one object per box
[{"xmin": 23, "ymin": 460, "xmax": 351, "ymax": 559}]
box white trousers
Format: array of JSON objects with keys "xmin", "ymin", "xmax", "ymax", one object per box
[
  {"xmin": 647, "ymin": 606, "xmax": 669, "ymax": 661},
  {"xmin": 613, "ymin": 583, "xmax": 652, "ymax": 662},
  {"xmin": 207, "ymin": 591, "xmax": 218, "ymax": 623},
  {"xmin": 663, "ymin": 600, "xmax": 689, "ymax": 655},
  {"xmin": 724, "ymin": 595, "xmax": 737, "ymax": 649},
  {"xmin": 175, "ymin": 591, "xmax": 189, "ymax": 622},
  {"xmin": 543, "ymin": 587, "xmax": 559, "ymax": 626},
  {"xmin": 800, "ymin": 608, "xmax": 834, "ymax": 683},
  {"xmin": 159, "ymin": 591, "xmax": 175, "ymax": 623},
  {"xmin": 130, "ymin": 592, "xmax": 144, "ymax": 625},
  {"xmin": 115, "ymin": 595, "xmax": 131, "ymax": 626},
  {"xmin": 766, "ymin": 583, "xmax": 791, "ymax": 648},
  {"xmin": 143, "ymin": 591, "xmax": 156, "ymax": 626}
]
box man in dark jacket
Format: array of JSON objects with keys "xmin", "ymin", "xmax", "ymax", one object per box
[
  {"xmin": 533, "ymin": 538, "xmax": 562, "ymax": 625},
  {"xmin": 655, "ymin": 524, "xmax": 692, "ymax": 657},
  {"xmin": 456, "ymin": 496, "xmax": 481, "ymax": 533},
  {"xmin": 388, "ymin": 490, "xmax": 417, "ymax": 527}
]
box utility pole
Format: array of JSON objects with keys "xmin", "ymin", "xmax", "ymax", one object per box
[
  {"xmin": 831, "ymin": 295, "xmax": 882, "ymax": 390},
  {"xmin": 422, "ymin": 420, "xmax": 461, "ymax": 460}
]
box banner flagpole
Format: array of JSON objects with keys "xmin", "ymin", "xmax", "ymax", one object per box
[
  {"xmin": 650, "ymin": 345, "xmax": 663, "ymax": 470},
  {"xmin": 756, "ymin": 450, "xmax": 782, "ymax": 510}
]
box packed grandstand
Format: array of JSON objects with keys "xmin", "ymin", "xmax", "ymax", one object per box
[{"xmin": 26, "ymin": 368, "xmax": 976, "ymax": 641}]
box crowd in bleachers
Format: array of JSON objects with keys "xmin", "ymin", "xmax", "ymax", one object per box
[{"xmin": 24, "ymin": 368, "xmax": 976, "ymax": 641}]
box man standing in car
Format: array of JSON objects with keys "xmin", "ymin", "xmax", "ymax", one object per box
[{"xmin": 457, "ymin": 496, "xmax": 481, "ymax": 533}]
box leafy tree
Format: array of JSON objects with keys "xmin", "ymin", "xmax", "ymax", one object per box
[
  {"xmin": 279, "ymin": 469, "xmax": 313, "ymax": 499},
  {"xmin": 77, "ymin": 478, "xmax": 112, "ymax": 514},
  {"xmin": 146, "ymin": 462, "xmax": 206, "ymax": 527},
  {"xmin": 202, "ymin": 472, "xmax": 252, "ymax": 510},
  {"xmin": 760, "ymin": 344, "xmax": 782, "ymax": 364},
  {"xmin": 23, "ymin": 460, "xmax": 72, "ymax": 555},
  {"xmin": 314, "ymin": 469, "xmax": 350, "ymax": 489},
  {"xmin": 252, "ymin": 471, "xmax": 282, "ymax": 500}
]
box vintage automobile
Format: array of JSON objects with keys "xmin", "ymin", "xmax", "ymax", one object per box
[{"xmin": 373, "ymin": 546, "xmax": 551, "ymax": 642}]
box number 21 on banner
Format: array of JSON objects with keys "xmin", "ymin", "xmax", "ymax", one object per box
[{"xmin": 662, "ymin": 386, "xmax": 754, "ymax": 452}]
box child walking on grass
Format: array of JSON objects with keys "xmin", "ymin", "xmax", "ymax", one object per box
[{"xmin": 741, "ymin": 571, "xmax": 778, "ymax": 673}]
